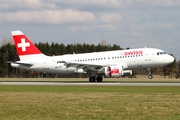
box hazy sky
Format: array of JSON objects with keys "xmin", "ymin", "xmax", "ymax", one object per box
[{"xmin": 0, "ymin": 0, "xmax": 180, "ymax": 60}]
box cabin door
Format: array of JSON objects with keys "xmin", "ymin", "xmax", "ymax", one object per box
[
  {"xmin": 145, "ymin": 50, "xmax": 151, "ymax": 61},
  {"xmin": 43, "ymin": 59, "xmax": 49, "ymax": 70}
]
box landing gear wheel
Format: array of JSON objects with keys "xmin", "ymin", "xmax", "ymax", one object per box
[
  {"xmin": 148, "ymin": 75, "xmax": 153, "ymax": 79},
  {"xmin": 147, "ymin": 68, "xmax": 153, "ymax": 79},
  {"xmin": 89, "ymin": 77, "xmax": 96, "ymax": 82},
  {"xmin": 97, "ymin": 76, "xmax": 103, "ymax": 82}
]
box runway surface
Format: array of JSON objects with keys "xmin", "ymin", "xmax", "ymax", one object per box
[{"xmin": 0, "ymin": 81, "xmax": 180, "ymax": 86}]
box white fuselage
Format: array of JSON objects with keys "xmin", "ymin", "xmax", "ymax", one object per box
[{"xmin": 11, "ymin": 48, "xmax": 174, "ymax": 74}]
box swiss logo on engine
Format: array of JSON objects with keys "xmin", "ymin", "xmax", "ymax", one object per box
[{"xmin": 110, "ymin": 68, "xmax": 119, "ymax": 74}]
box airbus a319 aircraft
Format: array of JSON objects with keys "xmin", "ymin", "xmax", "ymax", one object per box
[{"xmin": 10, "ymin": 31, "xmax": 174, "ymax": 82}]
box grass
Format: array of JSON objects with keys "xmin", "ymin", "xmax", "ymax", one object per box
[{"xmin": 0, "ymin": 85, "xmax": 180, "ymax": 120}]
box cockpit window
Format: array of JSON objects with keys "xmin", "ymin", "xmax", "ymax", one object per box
[{"xmin": 157, "ymin": 52, "xmax": 167, "ymax": 55}]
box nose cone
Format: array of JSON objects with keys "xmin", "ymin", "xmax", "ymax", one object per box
[{"xmin": 167, "ymin": 55, "xmax": 174, "ymax": 64}]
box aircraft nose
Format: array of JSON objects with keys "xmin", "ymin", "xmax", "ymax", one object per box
[{"xmin": 167, "ymin": 55, "xmax": 174, "ymax": 63}]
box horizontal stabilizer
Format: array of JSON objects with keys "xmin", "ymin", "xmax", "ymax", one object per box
[{"xmin": 7, "ymin": 61, "xmax": 34, "ymax": 66}]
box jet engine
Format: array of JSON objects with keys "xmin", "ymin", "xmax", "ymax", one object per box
[
  {"xmin": 122, "ymin": 70, "xmax": 132, "ymax": 76},
  {"xmin": 98, "ymin": 65, "xmax": 132, "ymax": 77},
  {"xmin": 104, "ymin": 65, "xmax": 123, "ymax": 77}
]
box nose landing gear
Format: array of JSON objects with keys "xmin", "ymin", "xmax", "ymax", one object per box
[{"xmin": 147, "ymin": 68, "xmax": 153, "ymax": 79}]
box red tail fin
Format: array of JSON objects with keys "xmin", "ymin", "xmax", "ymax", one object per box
[{"xmin": 11, "ymin": 31, "xmax": 42, "ymax": 56}]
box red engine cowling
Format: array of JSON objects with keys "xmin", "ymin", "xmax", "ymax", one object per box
[{"xmin": 104, "ymin": 65, "xmax": 123, "ymax": 77}]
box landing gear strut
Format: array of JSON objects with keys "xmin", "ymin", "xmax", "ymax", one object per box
[{"xmin": 147, "ymin": 68, "xmax": 153, "ymax": 79}]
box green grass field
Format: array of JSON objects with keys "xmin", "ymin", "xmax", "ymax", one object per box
[{"xmin": 0, "ymin": 83, "xmax": 180, "ymax": 120}]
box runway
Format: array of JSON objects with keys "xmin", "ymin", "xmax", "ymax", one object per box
[{"xmin": 0, "ymin": 81, "xmax": 180, "ymax": 86}]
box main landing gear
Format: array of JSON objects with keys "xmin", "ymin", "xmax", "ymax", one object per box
[
  {"xmin": 89, "ymin": 76, "xmax": 103, "ymax": 82},
  {"xmin": 147, "ymin": 68, "xmax": 153, "ymax": 79}
]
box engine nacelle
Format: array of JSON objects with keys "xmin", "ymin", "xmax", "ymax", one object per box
[
  {"xmin": 99, "ymin": 65, "xmax": 132, "ymax": 78},
  {"xmin": 122, "ymin": 70, "xmax": 132, "ymax": 76},
  {"xmin": 74, "ymin": 69, "xmax": 86, "ymax": 73},
  {"xmin": 104, "ymin": 65, "xmax": 123, "ymax": 77}
]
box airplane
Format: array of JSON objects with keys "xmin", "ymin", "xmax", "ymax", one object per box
[{"xmin": 9, "ymin": 30, "xmax": 174, "ymax": 82}]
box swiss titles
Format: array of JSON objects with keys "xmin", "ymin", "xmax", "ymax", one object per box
[{"xmin": 124, "ymin": 50, "xmax": 143, "ymax": 56}]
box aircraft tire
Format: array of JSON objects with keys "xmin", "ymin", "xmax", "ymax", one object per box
[
  {"xmin": 89, "ymin": 77, "xmax": 96, "ymax": 82},
  {"xmin": 148, "ymin": 75, "xmax": 153, "ymax": 79},
  {"xmin": 97, "ymin": 76, "xmax": 103, "ymax": 82}
]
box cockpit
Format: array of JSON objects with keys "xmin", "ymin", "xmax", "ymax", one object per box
[{"xmin": 157, "ymin": 52, "xmax": 167, "ymax": 55}]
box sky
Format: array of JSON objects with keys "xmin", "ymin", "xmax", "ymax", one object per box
[{"xmin": 0, "ymin": 0, "xmax": 180, "ymax": 60}]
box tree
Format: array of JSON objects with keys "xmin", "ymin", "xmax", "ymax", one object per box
[
  {"xmin": 0, "ymin": 43, "xmax": 17, "ymax": 77},
  {"xmin": 111, "ymin": 44, "xmax": 122, "ymax": 50},
  {"xmin": 176, "ymin": 60, "xmax": 180, "ymax": 78},
  {"xmin": 66, "ymin": 44, "xmax": 74, "ymax": 54},
  {"xmin": 59, "ymin": 43, "xmax": 66, "ymax": 55}
]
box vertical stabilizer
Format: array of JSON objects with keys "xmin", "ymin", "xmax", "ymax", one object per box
[{"xmin": 11, "ymin": 31, "xmax": 44, "ymax": 61}]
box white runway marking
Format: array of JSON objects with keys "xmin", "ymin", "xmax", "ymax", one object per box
[{"xmin": 0, "ymin": 82, "xmax": 180, "ymax": 86}]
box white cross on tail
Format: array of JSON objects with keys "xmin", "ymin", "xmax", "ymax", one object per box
[{"xmin": 18, "ymin": 38, "xmax": 30, "ymax": 52}]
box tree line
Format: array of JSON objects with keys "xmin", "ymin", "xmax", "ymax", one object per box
[{"xmin": 0, "ymin": 40, "xmax": 178, "ymax": 78}]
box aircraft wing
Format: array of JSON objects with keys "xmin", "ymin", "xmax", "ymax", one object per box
[
  {"xmin": 59, "ymin": 61, "xmax": 106, "ymax": 72},
  {"xmin": 59, "ymin": 61, "xmax": 127, "ymax": 72}
]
